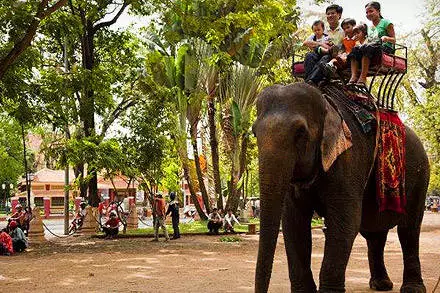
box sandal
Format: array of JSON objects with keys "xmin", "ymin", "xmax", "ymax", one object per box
[
  {"xmin": 356, "ymin": 81, "xmax": 367, "ymax": 87},
  {"xmin": 346, "ymin": 81, "xmax": 357, "ymax": 89},
  {"xmin": 355, "ymin": 81, "xmax": 369, "ymax": 92},
  {"xmin": 346, "ymin": 79, "xmax": 357, "ymax": 85}
]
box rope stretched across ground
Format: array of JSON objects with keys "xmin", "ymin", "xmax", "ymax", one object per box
[{"xmin": 41, "ymin": 220, "xmax": 78, "ymax": 238}]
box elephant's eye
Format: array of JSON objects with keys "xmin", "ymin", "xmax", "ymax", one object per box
[{"xmin": 294, "ymin": 125, "xmax": 307, "ymax": 140}]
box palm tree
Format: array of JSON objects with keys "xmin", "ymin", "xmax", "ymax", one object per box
[{"xmin": 220, "ymin": 63, "xmax": 266, "ymax": 213}]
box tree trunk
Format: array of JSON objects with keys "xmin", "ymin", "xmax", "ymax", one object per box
[
  {"xmin": 207, "ymin": 97, "xmax": 223, "ymax": 210},
  {"xmin": 80, "ymin": 17, "xmax": 99, "ymax": 206},
  {"xmin": 190, "ymin": 124, "xmax": 211, "ymax": 214},
  {"xmin": 182, "ymin": 160, "xmax": 207, "ymax": 220},
  {"xmin": 226, "ymin": 133, "xmax": 249, "ymax": 213},
  {"xmin": 88, "ymin": 168, "xmax": 99, "ymax": 207},
  {"xmin": 74, "ymin": 164, "xmax": 88, "ymax": 199}
]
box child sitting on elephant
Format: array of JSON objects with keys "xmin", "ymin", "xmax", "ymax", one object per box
[
  {"xmin": 347, "ymin": 1, "xmax": 395, "ymax": 86},
  {"xmin": 320, "ymin": 18, "xmax": 357, "ymax": 77}
]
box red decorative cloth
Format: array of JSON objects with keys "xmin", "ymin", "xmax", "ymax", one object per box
[
  {"xmin": 0, "ymin": 231, "xmax": 13, "ymax": 254},
  {"xmin": 376, "ymin": 111, "xmax": 406, "ymax": 213},
  {"xmin": 105, "ymin": 217, "xmax": 120, "ymax": 228}
]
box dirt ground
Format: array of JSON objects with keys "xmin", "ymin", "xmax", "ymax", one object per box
[{"xmin": 0, "ymin": 212, "xmax": 439, "ymax": 293}]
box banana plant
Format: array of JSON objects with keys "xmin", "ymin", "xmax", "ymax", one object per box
[{"xmin": 219, "ymin": 63, "xmax": 266, "ymax": 212}]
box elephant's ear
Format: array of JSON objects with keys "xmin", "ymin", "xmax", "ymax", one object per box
[{"xmin": 321, "ymin": 98, "xmax": 353, "ymax": 172}]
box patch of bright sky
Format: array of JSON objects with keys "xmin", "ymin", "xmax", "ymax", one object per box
[{"xmin": 298, "ymin": 0, "xmax": 425, "ymax": 36}]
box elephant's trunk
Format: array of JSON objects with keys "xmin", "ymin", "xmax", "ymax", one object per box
[{"xmin": 255, "ymin": 154, "xmax": 294, "ymax": 292}]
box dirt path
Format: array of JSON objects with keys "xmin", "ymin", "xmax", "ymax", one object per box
[{"xmin": 0, "ymin": 212, "xmax": 439, "ymax": 293}]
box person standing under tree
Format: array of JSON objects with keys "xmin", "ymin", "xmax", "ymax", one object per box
[
  {"xmin": 166, "ymin": 192, "xmax": 180, "ymax": 240},
  {"xmin": 152, "ymin": 193, "xmax": 170, "ymax": 242}
]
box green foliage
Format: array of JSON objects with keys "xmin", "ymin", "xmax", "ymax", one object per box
[
  {"xmin": 154, "ymin": 0, "xmax": 299, "ymax": 68},
  {"xmin": 401, "ymin": 0, "xmax": 440, "ymax": 191},
  {"xmin": 0, "ymin": 0, "xmax": 303, "ymax": 212},
  {"xmin": 0, "ymin": 114, "xmax": 24, "ymax": 186},
  {"xmin": 160, "ymin": 155, "xmax": 181, "ymax": 194},
  {"xmin": 311, "ymin": 217, "xmax": 324, "ymax": 227}
]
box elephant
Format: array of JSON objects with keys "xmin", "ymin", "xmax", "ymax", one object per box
[{"xmin": 253, "ymin": 83, "xmax": 429, "ymax": 293}]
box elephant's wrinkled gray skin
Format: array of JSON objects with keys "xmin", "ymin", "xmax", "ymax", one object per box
[{"xmin": 253, "ymin": 83, "xmax": 429, "ymax": 293}]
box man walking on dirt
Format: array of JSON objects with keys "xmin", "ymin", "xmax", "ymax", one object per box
[{"xmin": 152, "ymin": 193, "xmax": 170, "ymax": 242}]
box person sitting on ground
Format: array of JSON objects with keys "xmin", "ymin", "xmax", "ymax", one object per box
[
  {"xmin": 8, "ymin": 221, "xmax": 27, "ymax": 252},
  {"xmin": 103, "ymin": 210, "xmax": 119, "ymax": 239},
  {"xmin": 321, "ymin": 18, "xmax": 357, "ymax": 77},
  {"xmin": 0, "ymin": 228, "xmax": 13, "ymax": 255},
  {"xmin": 347, "ymin": 1, "xmax": 395, "ymax": 86},
  {"xmin": 207, "ymin": 208, "xmax": 223, "ymax": 235},
  {"xmin": 152, "ymin": 193, "xmax": 170, "ymax": 242},
  {"xmin": 8, "ymin": 203, "xmax": 25, "ymax": 229},
  {"xmin": 166, "ymin": 192, "xmax": 180, "ymax": 240},
  {"xmin": 223, "ymin": 209, "xmax": 240, "ymax": 234}
]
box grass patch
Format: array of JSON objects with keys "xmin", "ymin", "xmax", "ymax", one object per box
[
  {"xmin": 219, "ymin": 235, "xmax": 241, "ymax": 242},
  {"xmin": 125, "ymin": 220, "xmax": 259, "ymax": 236},
  {"xmin": 312, "ymin": 217, "xmax": 324, "ymax": 227},
  {"xmin": 117, "ymin": 217, "xmax": 322, "ymax": 236}
]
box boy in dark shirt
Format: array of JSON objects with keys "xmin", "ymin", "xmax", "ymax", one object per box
[{"xmin": 166, "ymin": 192, "xmax": 180, "ymax": 240}]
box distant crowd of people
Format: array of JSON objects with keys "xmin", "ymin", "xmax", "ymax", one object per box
[{"xmin": 151, "ymin": 192, "xmax": 259, "ymax": 241}]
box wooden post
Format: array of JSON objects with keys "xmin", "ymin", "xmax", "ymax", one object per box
[
  {"xmin": 28, "ymin": 207, "xmax": 47, "ymax": 244},
  {"xmin": 127, "ymin": 203, "xmax": 138, "ymax": 230},
  {"xmin": 247, "ymin": 223, "xmax": 257, "ymax": 235},
  {"xmin": 81, "ymin": 206, "xmax": 98, "ymax": 235}
]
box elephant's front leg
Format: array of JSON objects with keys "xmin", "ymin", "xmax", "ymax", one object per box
[
  {"xmin": 318, "ymin": 200, "xmax": 362, "ymax": 292},
  {"xmin": 282, "ymin": 193, "xmax": 317, "ymax": 292}
]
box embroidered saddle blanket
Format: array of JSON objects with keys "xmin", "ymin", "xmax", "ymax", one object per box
[{"xmin": 321, "ymin": 84, "xmax": 406, "ymax": 214}]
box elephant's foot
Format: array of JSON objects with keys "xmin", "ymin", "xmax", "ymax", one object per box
[
  {"xmin": 291, "ymin": 281, "xmax": 317, "ymax": 293},
  {"xmin": 317, "ymin": 288, "xmax": 344, "ymax": 293},
  {"xmin": 369, "ymin": 277, "xmax": 393, "ymax": 291},
  {"xmin": 400, "ymin": 283, "xmax": 426, "ymax": 293}
]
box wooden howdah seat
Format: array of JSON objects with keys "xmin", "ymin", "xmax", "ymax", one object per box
[{"xmin": 292, "ymin": 44, "xmax": 407, "ymax": 111}]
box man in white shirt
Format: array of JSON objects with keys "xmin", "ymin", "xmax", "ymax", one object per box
[{"xmin": 224, "ymin": 209, "xmax": 240, "ymax": 233}]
